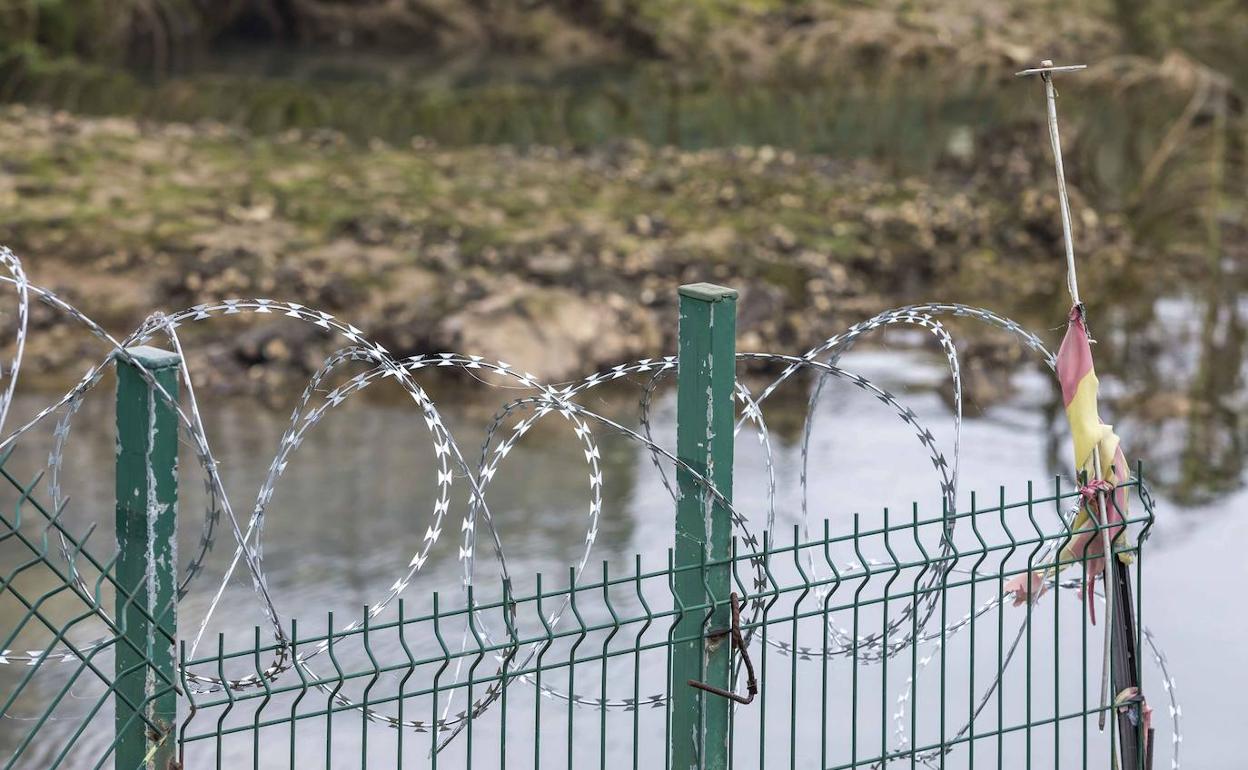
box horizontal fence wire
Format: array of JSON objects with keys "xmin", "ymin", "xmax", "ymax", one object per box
[{"xmin": 164, "ymin": 478, "xmax": 1155, "ymax": 770}]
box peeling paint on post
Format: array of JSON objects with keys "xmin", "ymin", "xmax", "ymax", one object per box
[
  {"xmin": 671, "ymin": 283, "xmax": 736, "ymax": 770},
  {"xmin": 114, "ymin": 346, "xmax": 180, "ymax": 770}
]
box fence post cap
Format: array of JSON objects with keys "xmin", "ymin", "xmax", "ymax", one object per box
[
  {"xmin": 678, "ymin": 283, "xmax": 738, "ymax": 302},
  {"xmin": 114, "ymin": 345, "xmax": 182, "ymax": 370}
]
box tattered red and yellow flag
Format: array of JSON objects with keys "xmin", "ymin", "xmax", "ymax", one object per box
[
  {"xmin": 1006, "ymin": 304, "xmax": 1131, "ymax": 620},
  {"xmin": 1056, "ymin": 303, "xmax": 1131, "ymax": 622}
]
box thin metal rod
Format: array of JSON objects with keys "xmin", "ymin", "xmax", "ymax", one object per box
[
  {"xmin": 1040, "ymin": 60, "xmax": 1081, "ymax": 306},
  {"xmin": 1091, "ymin": 445, "xmax": 1114, "ymax": 732},
  {"xmin": 687, "ymin": 593, "xmax": 758, "ymax": 705}
]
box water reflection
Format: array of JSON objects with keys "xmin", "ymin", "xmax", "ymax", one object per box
[
  {"xmin": 4, "ymin": 51, "xmax": 1237, "ymax": 190},
  {"xmin": 1089, "ymin": 280, "xmax": 1248, "ymax": 507}
]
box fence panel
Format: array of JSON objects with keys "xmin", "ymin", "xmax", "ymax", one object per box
[
  {"xmin": 170, "ymin": 483, "xmax": 1154, "ymax": 769},
  {"xmin": 0, "ymin": 280, "xmax": 1161, "ymax": 769}
]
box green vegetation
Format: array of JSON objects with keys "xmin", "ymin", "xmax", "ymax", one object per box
[{"xmin": 1, "ymin": 1, "xmax": 1245, "ymax": 85}]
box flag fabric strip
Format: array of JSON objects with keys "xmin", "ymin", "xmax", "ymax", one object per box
[
  {"xmin": 1058, "ymin": 303, "xmax": 1138, "ymax": 609},
  {"xmin": 1057, "ymin": 303, "xmax": 1130, "ymax": 588},
  {"xmin": 1005, "ymin": 304, "xmax": 1131, "ymax": 612}
]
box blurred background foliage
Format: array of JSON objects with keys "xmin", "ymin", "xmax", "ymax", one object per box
[{"xmin": 0, "ymin": 1, "xmax": 1244, "ymax": 78}]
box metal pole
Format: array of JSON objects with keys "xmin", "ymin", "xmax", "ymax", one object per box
[
  {"xmin": 1018, "ymin": 58, "xmax": 1148, "ymax": 768},
  {"xmin": 1110, "ymin": 555, "xmax": 1146, "ymax": 769},
  {"xmin": 671, "ymin": 283, "xmax": 737, "ymax": 770},
  {"xmin": 114, "ymin": 346, "xmax": 180, "ymax": 770}
]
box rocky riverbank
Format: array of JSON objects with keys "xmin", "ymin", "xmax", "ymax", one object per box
[{"xmin": 0, "ymin": 106, "xmax": 1179, "ymax": 396}]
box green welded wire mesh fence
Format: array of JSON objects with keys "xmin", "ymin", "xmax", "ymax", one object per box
[
  {"xmin": 0, "ymin": 276, "xmax": 1165, "ymax": 769},
  {"xmin": 0, "ymin": 455, "xmax": 1157, "ymax": 769},
  {"xmin": 172, "ymin": 484, "xmax": 1156, "ymax": 770},
  {"xmin": 0, "ymin": 453, "xmax": 179, "ymax": 768}
]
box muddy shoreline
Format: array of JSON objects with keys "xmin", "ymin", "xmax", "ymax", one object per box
[{"xmin": 1, "ymin": 105, "xmax": 1186, "ymax": 397}]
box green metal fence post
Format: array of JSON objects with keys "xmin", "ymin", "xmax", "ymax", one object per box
[
  {"xmin": 114, "ymin": 346, "xmax": 180, "ymax": 770},
  {"xmin": 671, "ymin": 283, "xmax": 737, "ymax": 770}
]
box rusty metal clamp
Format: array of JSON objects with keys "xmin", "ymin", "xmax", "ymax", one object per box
[{"xmin": 686, "ymin": 592, "xmax": 758, "ymax": 705}]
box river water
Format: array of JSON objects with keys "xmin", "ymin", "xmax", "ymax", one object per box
[{"xmin": 0, "ymin": 293, "xmax": 1242, "ymax": 768}]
